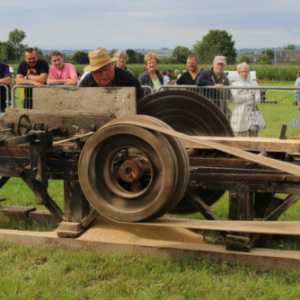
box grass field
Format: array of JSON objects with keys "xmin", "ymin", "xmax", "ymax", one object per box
[{"xmin": 1, "ymin": 78, "xmax": 300, "ymax": 299}]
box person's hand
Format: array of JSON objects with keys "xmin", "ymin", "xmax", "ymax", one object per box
[
  {"xmin": 215, "ymin": 83, "xmax": 223, "ymax": 90},
  {"xmin": 33, "ymin": 82, "xmax": 44, "ymax": 87}
]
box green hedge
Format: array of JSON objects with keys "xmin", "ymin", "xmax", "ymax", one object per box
[{"xmin": 124, "ymin": 64, "xmax": 300, "ymax": 81}]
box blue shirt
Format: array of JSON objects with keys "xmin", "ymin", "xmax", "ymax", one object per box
[{"xmin": 0, "ymin": 63, "xmax": 11, "ymax": 81}]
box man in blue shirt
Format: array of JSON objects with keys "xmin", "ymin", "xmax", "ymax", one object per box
[{"xmin": 0, "ymin": 63, "xmax": 12, "ymax": 113}]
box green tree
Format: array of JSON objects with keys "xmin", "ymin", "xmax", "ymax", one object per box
[
  {"xmin": 265, "ymin": 49, "xmax": 274, "ymax": 60},
  {"xmin": 238, "ymin": 55, "xmax": 253, "ymax": 64},
  {"xmin": 193, "ymin": 29, "xmax": 237, "ymax": 64},
  {"xmin": 126, "ymin": 49, "xmax": 144, "ymax": 63},
  {"xmin": 109, "ymin": 49, "xmax": 117, "ymax": 58},
  {"xmin": 135, "ymin": 52, "xmax": 144, "ymax": 64},
  {"xmin": 34, "ymin": 47, "xmax": 44, "ymax": 59},
  {"xmin": 0, "ymin": 41, "xmax": 16, "ymax": 62},
  {"xmin": 284, "ymin": 44, "xmax": 296, "ymax": 50},
  {"xmin": 171, "ymin": 46, "xmax": 192, "ymax": 63},
  {"xmin": 257, "ymin": 56, "xmax": 272, "ymax": 64},
  {"xmin": 8, "ymin": 29, "xmax": 26, "ymax": 60},
  {"xmin": 72, "ymin": 51, "xmax": 89, "ymax": 64}
]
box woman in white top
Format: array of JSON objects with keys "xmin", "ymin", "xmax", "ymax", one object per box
[{"xmin": 230, "ymin": 62, "xmax": 261, "ymax": 137}]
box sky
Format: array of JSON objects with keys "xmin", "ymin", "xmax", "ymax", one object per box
[{"xmin": 1, "ymin": 0, "xmax": 299, "ymax": 51}]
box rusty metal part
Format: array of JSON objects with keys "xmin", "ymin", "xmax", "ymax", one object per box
[
  {"xmin": 78, "ymin": 123, "xmax": 182, "ymax": 222},
  {"xmin": 137, "ymin": 90, "xmax": 234, "ymax": 213},
  {"xmin": 17, "ymin": 114, "xmax": 31, "ymax": 136}
]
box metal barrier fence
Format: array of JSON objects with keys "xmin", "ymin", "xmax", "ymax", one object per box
[
  {"xmin": 141, "ymin": 85, "xmax": 154, "ymax": 96},
  {"xmin": 6, "ymin": 84, "xmax": 300, "ymax": 139},
  {"xmin": 10, "ymin": 85, "xmax": 154, "ymax": 109},
  {"xmin": 11, "ymin": 85, "xmax": 76, "ymax": 109},
  {"xmin": 158, "ymin": 85, "xmax": 300, "ymax": 139},
  {"xmin": 0, "ymin": 84, "xmax": 10, "ymax": 118}
]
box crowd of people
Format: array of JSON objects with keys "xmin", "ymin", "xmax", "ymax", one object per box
[{"xmin": 1, "ymin": 46, "xmax": 299, "ymax": 137}]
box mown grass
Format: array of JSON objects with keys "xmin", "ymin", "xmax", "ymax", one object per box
[
  {"xmin": 1, "ymin": 79, "xmax": 300, "ymax": 298},
  {"xmin": 1, "ymin": 242, "xmax": 300, "ymax": 299}
]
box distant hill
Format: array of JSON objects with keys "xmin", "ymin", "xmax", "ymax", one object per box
[
  {"xmin": 41, "ymin": 48, "xmax": 173, "ymax": 58},
  {"xmin": 236, "ymin": 46, "xmax": 300, "ymax": 55}
]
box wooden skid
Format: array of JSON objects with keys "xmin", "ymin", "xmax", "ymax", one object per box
[
  {"xmin": 137, "ymin": 218, "xmax": 300, "ymax": 236},
  {"xmin": 182, "ymin": 136, "xmax": 300, "ymax": 153},
  {"xmin": 0, "ymin": 219, "xmax": 300, "ymax": 271}
]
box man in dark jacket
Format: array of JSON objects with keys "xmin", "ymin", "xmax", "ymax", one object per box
[
  {"xmin": 80, "ymin": 48, "xmax": 143, "ymax": 101},
  {"xmin": 0, "ymin": 62, "xmax": 12, "ymax": 113},
  {"xmin": 196, "ymin": 55, "xmax": 230, "ymax": 114}
]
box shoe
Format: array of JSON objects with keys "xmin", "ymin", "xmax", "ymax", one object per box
[{"xmin": 293, "ymin": 101, "xmax": 298, "ymax": 105}]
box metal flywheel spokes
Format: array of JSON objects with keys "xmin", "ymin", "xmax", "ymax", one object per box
[{"xmin": 78, "ymin": 117, "xmax": 189, "ymax": 222}]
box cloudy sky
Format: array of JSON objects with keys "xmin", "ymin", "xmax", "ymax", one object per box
[{"xmin": 1, "ymin": 0, "xmax": 299, "ymax": 51}]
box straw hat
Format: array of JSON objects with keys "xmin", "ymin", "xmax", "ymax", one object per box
[{"xmin": 84, "ymin": 48, "xmax": 118, "ymax": 72}]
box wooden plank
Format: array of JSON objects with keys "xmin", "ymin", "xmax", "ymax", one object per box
[
  {"xmin": 137, "ymin": 218, "xmax": 300, "ymax": 236},
  {"xmin": 113, "ymin": 121, "xmax": 300, "ymax": 177},
  {"xmin": 0, "ymin": 205, "xmax": 35, "ymax": 222},
  {"xmin": 33, "ymin": 87, "xmax": 136, "ymax": 118},
  {"xmin": 0, "ymin": 224, "xmax": 300, "ymax": 270},
  {"xmin": 182, "ymin": 136, "xmax": 300, "ymax": 153},
  {"xmin": 29, "ymin": 210, "xmax": 59, "ymax": 226}
]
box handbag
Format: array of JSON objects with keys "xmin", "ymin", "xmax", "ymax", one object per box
[{"xmin": 250, "ymin": 106, "xmax": 266, "ymax": 130}]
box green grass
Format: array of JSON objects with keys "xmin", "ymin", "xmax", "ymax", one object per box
[
  {"xmin": 2, "ymin": 79, "xmax": 300, "ymax": 297},
  {"xmin": 0, "ymin": 242, "xmax": 300, "ymax": 299}
]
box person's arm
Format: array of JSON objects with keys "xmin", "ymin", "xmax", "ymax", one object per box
[
  {"xmin": 196, "ymin": 72, "xmax": 213, "ymax": 86},
  {"xmin": 62, "ymin": 64, "xmax": 78, "ymax": 85},
  {"xmin": 254, "ymin": 82, "xmax": 261, "ymax": 106},
  {"xmin": 16, "ymin": 74, "xmax": 45, "ymax": 87},
  {"xmin": 27, "ymin": 72, "xmax": 48, "ymax": 84},
  {"xmin": 135, "ymin": 79, "xmax": 144, "ymax": 101},
  {"xmin": 47, "ymin": 77, "xmax": 68, "ymax": 85},
  {"xmin": 47, "ymin": 77, "xmax": 78, "ymax": 86},
  {"xmin": 138, "ymin": 72, "xmax": 146, "ymax": 85},
  {"xmin": 0, "ymin": 77, "xmax": 11, "ymax": 86}
]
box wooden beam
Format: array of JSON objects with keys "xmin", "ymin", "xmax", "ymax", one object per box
[
  {"xmin": 138, "ymin": 218, "xmax": 300, "ymax": 236},
  {"xmin": 182, "ymin": 136, "xmax": 300, "ymax": 153}
]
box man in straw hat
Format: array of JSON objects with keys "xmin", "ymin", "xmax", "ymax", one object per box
[{"xmin": 80, "ymin": 48, "xmax": 143, "ymax": 101}]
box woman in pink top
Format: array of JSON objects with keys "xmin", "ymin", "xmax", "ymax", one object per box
[{"xmin": 47, "ymin": 51, "xmax": 78, "ymax": 86}]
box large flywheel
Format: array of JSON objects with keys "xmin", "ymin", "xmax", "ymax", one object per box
[
  {"xmin": 78, "ymin": 116, "xmax": 189, "ymax": 222},
  {"xmin": 137, "ymin": 90, "xmax": 234, "ymax": 213}
]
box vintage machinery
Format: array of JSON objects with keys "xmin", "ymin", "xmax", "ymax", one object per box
[{"xmin": 1, "ymin": 87, "xmax": 300, "ymax": 265}]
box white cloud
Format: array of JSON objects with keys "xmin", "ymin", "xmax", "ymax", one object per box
[{"xmin": 0, "ymin": 0, "xmax": 299, "ymax": 50}]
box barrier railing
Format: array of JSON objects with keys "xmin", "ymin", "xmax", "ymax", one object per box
[
  {"xmin": 0, "ymin": 84, "xmax": 10, "ymax": 118},
  {"xmin": 11, "ymin": 85, "xmax": 153, "ymax": 109},
  {"xmin": 7, "ymin": 84, "xmax": 300, "ymax": 139},
  {"xmin": 141, "ymin": 85, "xmax": 154, "ymax": 96},
  {"xmin": 11, "ymin": 85, "xmax": 76, "ymax": 109},
  {"xmin": 159, "ymin": 85, "xmax": 300, "ymax": 138}
]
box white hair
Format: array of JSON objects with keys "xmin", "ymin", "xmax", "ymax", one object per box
[
  {"xmin": 237, "ymin": 62, "xmax": 250, "ymax": 72},
  {"xmin": 113, "ymin": 49, "xmax": 129, "ymax": 61}
]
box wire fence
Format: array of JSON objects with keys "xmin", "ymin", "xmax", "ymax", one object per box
[
  {"xmin": 3, "ymin": 84, "xmax": 300, "ymax": 139},
  {"xmin": 159, "ymin": 85, "xmax": 300, "ymax": 138}
]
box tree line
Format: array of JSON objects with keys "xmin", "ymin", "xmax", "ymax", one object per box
[{"xmin": 0, "ymin": 29, "xmax": 297, "ymax": 65}]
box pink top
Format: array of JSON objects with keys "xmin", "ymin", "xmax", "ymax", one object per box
[{"xmin": 48, "ymin": 63, "xmax": 77, "ymax": 79}]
